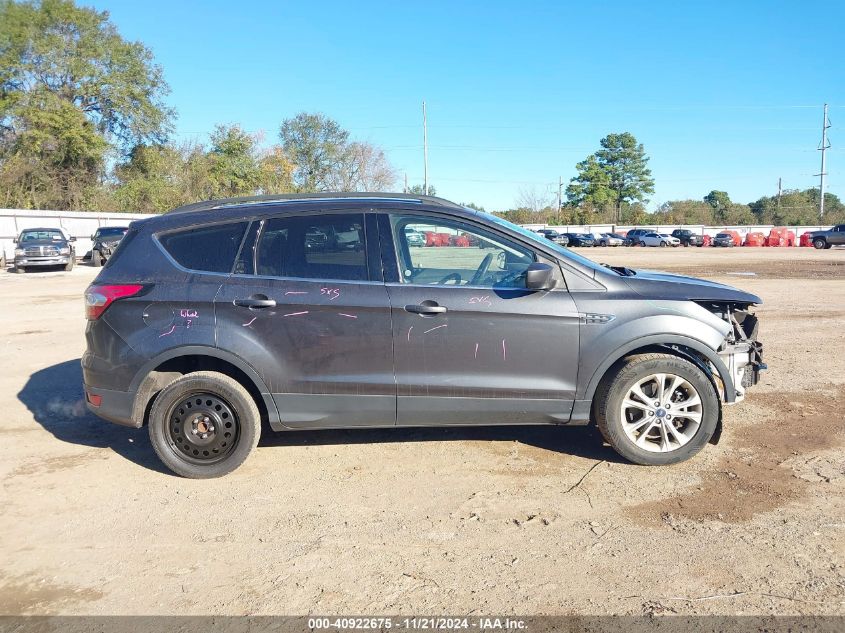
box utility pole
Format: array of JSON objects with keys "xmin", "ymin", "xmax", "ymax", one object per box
[
  {"xmin": 422, "ymin": 101, "xmax": 429, "ymax": 196},
  {"xmin": 557, "ymin": 176, "xmax": 563, "ymax": 225},
  {"xmin": 776, "ymin": 177, "xmax": 782, "ymax": 215},
  {"xmin": 817, "ymin": 103, "xmax": 831, "ymax": 218},
  {"xmin": 403, "ymin": 173, "xmax": 408, "ymax": 194}
]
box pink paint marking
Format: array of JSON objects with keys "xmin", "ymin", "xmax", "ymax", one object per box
[
  {"xmin": 337, "ymin": 313, "xmax": 358, "ymax": 319},
  {"xmin": 407, "ymin": 326, "xmax": 413, "ymax": 341},
  {"xmin": 285, "ymin": 291, "xmax": 308, "ymax": 296},
  {"xmin": 158, "ymin": 325, "xmax": 176, "ymax": 338},
  {"xmin": 320, "ymin": 287, "xmax": 341, "ymax": 301},
  {"xmin": 282, "ymin": 311, "xmax": 309, "ymax": 317},
  {"xmin": 474, "ymin": 342, "xmax": 479, "ymax": 359},
  {"xmin": 424, "ymin": 324, "xmax": 448, "ymax": 334},
  {"xmin": 242, "ymin": 317, "xmax": 257, "ymax": 327},
  {"xmin": 502, "ymin": 338, "xmax": 507, "ymax": 360},
  {"xmin": 469, "ymin": 295, "xmax": 492, "ymax": 307}
]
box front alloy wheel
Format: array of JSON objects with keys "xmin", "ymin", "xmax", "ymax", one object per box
[
  {"xmin": 595, "ymin": 353, "xmax": 719, "ymax": 465},
  {"xmin": 620, "ymin": 373, "xmax": 702, "ymax": 453}
]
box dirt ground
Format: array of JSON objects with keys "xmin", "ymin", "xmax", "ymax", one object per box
[{"xmin": 0, "ymin": 247, "xmax": 843, "ymax": 617}]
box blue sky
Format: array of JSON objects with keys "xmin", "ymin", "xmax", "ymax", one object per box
[{"xmin": 89, "ymin": 0, "xmax": 845, "ymax": 211}]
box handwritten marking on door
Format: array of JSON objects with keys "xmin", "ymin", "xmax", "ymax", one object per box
[
  {"xmin": 337, "ymin": 313, "xmax": 358, "ymax": 319},
  {"xmin": 474, "ymin": 342, "xmax": 479, "ymax": 359},
  {"xmin": 285, "ymin": 291, "xmax": 308, "ymax": 296},
  {"xmin": 424, "ymin": 324, "xmax": 448, "ymax": 334},
  {"xmin": 469, "ymin": 295, "xmax": 492, "ymax": 307},
  {"xmin": 242, "ymin": 317, "xmax": 257, "ymax": 327},
  {"xmin": 320, "ymin": 288, "xmax": 341, "ymax": 301},
  {"xmin": 159, "ymin": 325, "xmax": 176, "ymax": 338},
  {"xmin": 502, "ymin": 338, "xmax": 507, "ymax": 361},
  {"xmin": 407, "ymin": 326, "xmax": 413, "ymax": 341},
  {"xmin": 282, "ymin": 311, "xmax": 309, "ymax": 317}
]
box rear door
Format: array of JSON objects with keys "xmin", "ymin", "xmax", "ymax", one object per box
[
  {"xmin": 214, "ymin": 211, "xmax": 395, "ymax": 428},
  {"xmin": 380, "ymin": 212, "xmax": 580, "ymax": 426}
]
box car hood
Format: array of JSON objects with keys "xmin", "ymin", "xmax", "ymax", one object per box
[{"xmin": 623, "ymin": 269, "xmax": 761, "ymax": 304}]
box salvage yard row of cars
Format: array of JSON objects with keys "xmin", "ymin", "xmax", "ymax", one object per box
[
  {"xmin": 534, "ymin": 225, "xmax": 845, "ymax": 248},
  {"xmin": 2, "ymin": 221, "xmax": 844, "ymax": 273}
]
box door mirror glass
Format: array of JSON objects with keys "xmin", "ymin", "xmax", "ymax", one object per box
[{"xmin": 524, "ymin": 262, "xmax": 555, "ymax": 290}]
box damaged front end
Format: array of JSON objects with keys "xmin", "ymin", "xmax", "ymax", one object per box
[{"xmin": 696, "ymin": 301, "xmax": 766, "ymax": 403}]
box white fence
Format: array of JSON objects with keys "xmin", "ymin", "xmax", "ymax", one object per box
[{"xmin": 1, "ymin": 209, "xmax": 153, "ymax": 261}]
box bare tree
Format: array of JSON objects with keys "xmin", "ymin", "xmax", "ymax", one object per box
[
  {"xmin": 515, "ymin": 185, "xmax": 553, "ymax": 213},
  {"xmin": 330, "ymin": 141, "xmax": 397, "ymax": 191}
]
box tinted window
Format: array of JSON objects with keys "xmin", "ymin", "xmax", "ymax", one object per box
[
  {"xmin": 391, "ymin": 214, "xmax": 534, "ymax": 288},
  {"xmin": 20, "ymin": 230, "xmax": 64, "ymax": 242},
  {"xmin": 159, "ymin": 222, "xmax": 248, "ymax": 273},
  {"xmin": 253, "ymin": 214, "xmax": 367, "ymax": 281}
]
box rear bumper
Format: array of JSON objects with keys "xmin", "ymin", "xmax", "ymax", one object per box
[{"xmin": 83, "ymin": 384, "xmax": 140, "ymax": 428}]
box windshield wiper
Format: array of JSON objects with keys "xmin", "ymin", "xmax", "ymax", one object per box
[{"xmin": 602, "ymin": 264, "xmax": 636, "ymax": 276}]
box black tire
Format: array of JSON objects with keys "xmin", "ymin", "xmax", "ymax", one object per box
[
  {"xmin": 64, "ymin": 258, "xmax": 74, "ymax": 272},
  {"xmin": 148, "ymin": 371, "xmax": 261, "ymax": 478},
  {"xmin": 659, "ymin": 241, "xmax": 666, "ymax": 247},
  {"xmin": 594, "ymin": 353, "xmax": 719, "ymax": 466},
  {"xmin": 639, "ymin": 240, "xmax": 646, "ymax": 247},
  {"xmin": 91, "ymin": 249, "xmax": 102, "ymax": 267},
  {"xmin": 813, "ymin": 238, "xmax": 826, "ymax": 250},
  {"xmin": 14, "ymin": 265, "xmax": 25, "ymax": 274}
]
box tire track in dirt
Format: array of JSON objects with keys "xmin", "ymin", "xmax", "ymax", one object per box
[{"xmin": 628, "ymin": 385, "xmax": 845, "ymax": 523}]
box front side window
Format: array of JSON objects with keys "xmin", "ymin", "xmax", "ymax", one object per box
[
  {"xmin": 159, "ymin": 222, "xmax": 248, "ymax": 273},
  {"xmin": 391, "ymin": 215, "xmax": 535, "ymax": 288},
  {"xmin": 252, "ymin": 213, "xmax": 367, "ymax": 281}
]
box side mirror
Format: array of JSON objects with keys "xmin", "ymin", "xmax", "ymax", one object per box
[
  {"xmin": 70, "ymin": 236, "xmax": 77, "ymax": 242},
  {"xmin": 524, "ymin": 262, "xmax": 555, "ymax": 291},
  {"xmin": 12, "ymin": 238, "xmax": 17, "ymax": 244}
]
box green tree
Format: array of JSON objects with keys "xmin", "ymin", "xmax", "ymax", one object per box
[
  {"xmin": 207, "ymin": 124, "xmax": 262, "ymax": 197},
  {"xmin": 566, "ymin": 132, "xmax": 654, "ymax": 223},
  {"xmin": 0, "ymin": 0, "xmax": 173, "ymax": 209},
  {"xmin": 704, "ymin": 190, "xmax": 731, "ymax": 222},
  {"xmin": 279, "ymin": 112, "xmax": 349, "ymax": 192},
  {"xmin": 407, "ymin": 183, "xmax": 435, "ymax": 196}
]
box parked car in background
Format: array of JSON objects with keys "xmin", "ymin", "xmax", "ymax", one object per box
[
  {"xmin": 563, "ymin": 233, "xmax": 595, "ymax": 247},
  {"xmin": 535, "ymin": 229, "xmax": 570, "ymax": 247},
  {"xmin": 808, "ymin": 224, "xmax": 845, "ymax": 249},
  {"xmin": 88, "ymin": 226, "xmax": 129, "ymax": 267},
  {"xmin": 13, "ymin": 227, "xmax": 76, "ymax": 273},
  {"xmin": 671, "ymin": 229, "xmax": 705, "ymax": 247},
  {"xmin": 597, "ymin": 233, "xmax": 625, "ymax": 247},
  {"xmin": 81, "ymin": 192, "xmax": 764, "ymax": 477},
  {"xmin": 404, "ymin": 227, "xmax": 426, "ymax": 247},
  {"xmin": 623, "ymin": 228, "xmax": 652, "ymax": 246},
  {"xmin": 712, "ymin": 232, "xmax": 738, "ymax": 247},
  {"xmin": 639, "ymin": 232, "xmax": 681, "ymax": 247}
]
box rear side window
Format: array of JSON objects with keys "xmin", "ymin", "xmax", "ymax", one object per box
[
  {"xmin": 159, "ymin": 222, "xmax": 248, "ymax": 273},
  {"xmin": 253, "ymin": 213, "xmax": 367, "ymax": 281}
]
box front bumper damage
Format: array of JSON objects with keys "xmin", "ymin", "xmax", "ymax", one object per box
[{"xmin": 716, "ymin": 307, "xmax": 766, "ymax": 403}]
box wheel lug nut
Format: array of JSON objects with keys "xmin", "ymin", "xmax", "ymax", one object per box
[
  {"xmin": 201, "ymin": 433, "xmax": 208, "ymax": 439},
  {"xmin": 665, "ymin": 404, "xmax": 671, "ymax": 409},
  {"xmin": 648, "ymin": 410, "xmax": 654, "ymax": 416},
  {"xmin": 654, "ymin": 402, "xmax": 660, "ymax": 407},
  {"xmin": 191, "ymin": 429, "xmax": 198, "ymax": 435},
  {"xmin": 208, "ymin": 426, "xmax": 214, "ymax": 432}
]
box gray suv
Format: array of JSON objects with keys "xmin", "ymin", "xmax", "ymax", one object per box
[{"xmin": 82, "ymin": 193, "xmax": 765, "ymax": 478}]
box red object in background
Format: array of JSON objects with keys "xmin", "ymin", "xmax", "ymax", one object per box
[
  {"xmin": 766, "ymin": 227, "xmax": 796, "ymax": 247},
  {"xmin": 702, "ymin": 235, "xmax": 712, "ymax": 247},
  {"xmin": 720, "ymin": 230, "xmax": 742, "ymax": 246},
  {"xmin": 743, "ymin": 232, "xmax": 766, "ymax": 246},
  {"xmin": 436, "ymin": 232, "xmax": 451, "ymax": 247},
  {"xmin": 799, "ymin": 231, "xmax": 814, "ymax": 247},
  {"xmin": 424, "ymin": 231, "xmax": 436, "ymax": 247}
]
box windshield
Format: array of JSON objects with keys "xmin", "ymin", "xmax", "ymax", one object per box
[
  {"xmin": 98, "ymin": 227, "xmax": 128, "ymax": 238},
  {"xmin": 477, "ymin": 211, "xmax": 611, "ymax": 275},
  {"xmin": 20, "ymin": 230, "xmax": 64, "ymax": 242}
]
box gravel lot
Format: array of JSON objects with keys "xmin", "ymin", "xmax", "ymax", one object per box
[{"xmin": 1, "ymin": 248, "xmax": 843, "ymax": 616}]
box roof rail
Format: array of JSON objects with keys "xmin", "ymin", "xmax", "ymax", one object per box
[{"xmin": 166, "ymin": 192, "xmax": 463, "ymax": 215}]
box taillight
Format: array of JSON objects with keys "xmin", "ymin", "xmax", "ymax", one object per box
[{"xmin": 85, "ymin": 284, "xmax": 144, "ymax": 320}]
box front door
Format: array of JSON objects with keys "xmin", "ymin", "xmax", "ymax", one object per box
[
  {"xmin": 215, "ymin": 211, "xmax": 395, "ymax": 428},
  {"xmin": 380, "ymin": 212, "xmax": 581, "ymax": 426}
]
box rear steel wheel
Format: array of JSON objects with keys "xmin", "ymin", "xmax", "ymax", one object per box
[{"xmin": 148, "ymin": 371, "xmax": 260, "ymax": 478}]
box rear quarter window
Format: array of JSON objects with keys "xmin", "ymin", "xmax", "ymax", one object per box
[{"xmin": 158, "ymin": 222, "xmax": 248, "ymax": 273}]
